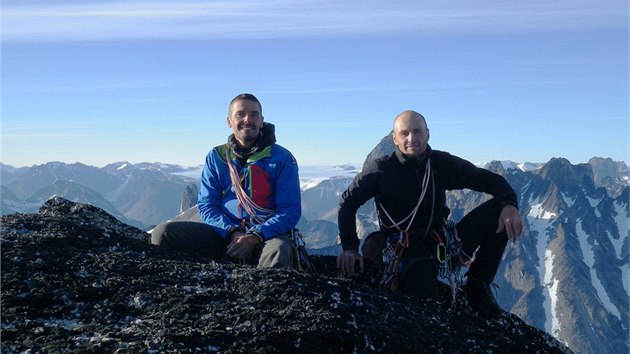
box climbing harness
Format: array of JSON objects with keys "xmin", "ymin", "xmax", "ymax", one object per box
[
  {"xmin": 378, "ymin": 159, "xmax": 434, "ymax": 291},
  {"xmin": 376, "ymin": 157, "xmax": 473, "ymax": 304}
]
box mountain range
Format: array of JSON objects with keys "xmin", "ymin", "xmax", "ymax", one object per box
[
  {"xmin": 1, "ymin": 161, "xmax": 199, "ymax": 230},
  {"xmin": 1, "ymin": 148, "xmax": 628, "ymax": 353}
]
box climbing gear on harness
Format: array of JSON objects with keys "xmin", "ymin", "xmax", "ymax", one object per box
[
  {"xmin": 379, "ymin": 231, "xmax": 408, "ymax": 291},
  {"xmin": 288, "ymin": 228, "xmax": 317, "ymax": 273},
  {"xmin": 378, "ymin": 159, "xmax": 436, "ymax": 291},
  {"xmin": 429, "ymin": 220, "xmax": 473, "ymax": 305}
]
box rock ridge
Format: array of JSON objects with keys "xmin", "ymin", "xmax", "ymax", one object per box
[{"xmin": 1, "ymin": 197, "xmax": 572, "ymax": 353}]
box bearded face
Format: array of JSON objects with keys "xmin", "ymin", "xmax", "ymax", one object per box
[{"xmin": 227, "ymin": 99, "xmax": 264, "ymax": 148}]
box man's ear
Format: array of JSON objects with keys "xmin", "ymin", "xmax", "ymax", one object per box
[
  {"xmin": 226, "ymin": 116, "xmax": 232, "ymax": 128},
  {"xmin": 427, "ymin": 128, "xmax": 430, "ymax": 141}
]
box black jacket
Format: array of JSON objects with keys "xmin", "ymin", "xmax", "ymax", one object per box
[{"xmin": 338, "ymin": 145, "xmax": 518, "ymax": 251}]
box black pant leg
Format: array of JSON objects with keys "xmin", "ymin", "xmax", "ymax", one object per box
[
  {"xmin": 398, "ymin": 258, "xmax": 439, "ymax": 299},
  {"xmin": 456, "ymin": 198, "xmax": 508, "ymax": 284},
  {"xmin": 151, "ymin": 221, "xmax": 226, "ymax": 260},
  {"xmin": 399, "ymin": 236, "xmax": 439, "ymax": 299}
]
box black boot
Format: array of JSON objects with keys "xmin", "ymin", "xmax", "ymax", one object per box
[{"xmin": 464, "ymin": 276, "xmax": 503, "ymax": 318}]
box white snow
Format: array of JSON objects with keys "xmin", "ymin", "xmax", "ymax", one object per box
[
  {"xmin": 299, "ymin": 164, "xmax": 360, "ymax": 190},
  {"xmin": 543, "ymin": 249, "xmax": 560, "ymax": 336},
  {"xmin": 116, "ymin": 163, "xmax": 128, "ymax": 170},
  {"xmin": 527, "ymin": 199, "xmax": 557, "ymax": 335},
  {"xmin": 586, "ymin": 196, "xmax": 603, "ymax": 218},
  {"xmin": 529, "ymin": 202, "xmax": 558, "ymax": 220},
  {"xmin": 560, "ymin": 192, "xmax": 575, "ymax": 209},
  {"xmin": 612, "ymin": 201, "xmax": 630, "ymax": 297},
  {"xmin": 576, "ymin": 219, "xmax": 622, "ymax": 321},
  {"xmin": 172, "ymin": 168, "xmax": 202, "ymax": 179}
]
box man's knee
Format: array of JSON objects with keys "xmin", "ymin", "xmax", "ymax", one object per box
[
  {"xmin": 150, "ymin": 222, "xmax": 170, "ymax": 246},
  {"xmin": 361, "ymin": 231, "xmax": 386, "ymax": 265},
  {"xmin": 257, "ymin": 235, "xmax": 294, "ymax": 268}
]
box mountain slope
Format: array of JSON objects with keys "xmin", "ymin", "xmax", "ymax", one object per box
[{"xmin": 1, "ymin": 162, "xmax": 195, "ymax": 229}]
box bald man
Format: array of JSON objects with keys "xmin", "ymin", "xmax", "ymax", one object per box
[{"xmin": 336, "ymin": 110, "xmax": 523, "ymax": 318}]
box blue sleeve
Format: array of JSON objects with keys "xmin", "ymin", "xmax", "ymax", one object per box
[
  {"xmin": 250, "ymin": 148, "xmax": 302, "ymax": 240},
  {"xmin": 197, "ymin": 149, "xmax": 238, "ymax": 239}
]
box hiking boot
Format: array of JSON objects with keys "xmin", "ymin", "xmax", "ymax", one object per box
[{"xmin": 464, "ymin": 277, "xmax": 503, "ymax": 318}]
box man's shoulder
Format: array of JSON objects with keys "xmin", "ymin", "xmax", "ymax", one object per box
[
  {"xmin": 270, "ymin": 144, "xmax": 297, "ymax": 161},
  {"xmin": 270, "ymin": 143, "xmax": 291, "ymax": 154},
  {"xmin": 363, "ymin": 153, "xmax": 395, "ymax": 173},
  {"xmin": 431, "ymin": 149, "xmax": 466, "ymax": 164},
  {"xmin": 211, "ymin": 143, "xmax": 229, "ymax": 152},
  {"xmin": 210, "ymin": 143, "xmax": 229, "ymax": 160},
  {"xmin": 430, "ymin": 149, "xmax": 453, "ymax": 159}
]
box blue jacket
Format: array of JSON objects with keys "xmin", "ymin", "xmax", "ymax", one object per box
[{"xmin": 198, "ymin": 128, "xmax": 301, "ymax": 240}]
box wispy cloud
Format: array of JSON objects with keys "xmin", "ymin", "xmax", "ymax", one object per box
[{"xmin": 2, "ymin": 0, "xmax": 627, "ymax": 42}]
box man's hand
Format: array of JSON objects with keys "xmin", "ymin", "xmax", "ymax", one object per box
[
  {"xmin": 497, "ymin": 205, "xmax": 523, "ymax": 243},
  {"xmin": 336, "ymin": 249, "xmax": 364, "ymax": 275},
  {"xmin": 226, "ymin": 232, "xmax": 261, "ymax": 260}
]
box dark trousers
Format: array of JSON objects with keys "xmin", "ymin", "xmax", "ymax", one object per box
[
  {"xmin": 151, "ymin": 221, "xmax": 295, "ymax": 268},
  {"xmin": 399, "ymin": 197, "xmax": 509, "ymax": 298},
  {"xmin": 151, "ymin": 221, "xmax": 227, "ymax": 260}
]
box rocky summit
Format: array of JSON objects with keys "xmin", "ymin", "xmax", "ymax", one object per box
[{"xmin": 1, "ymin": 197, "xmax": 572, "ymax": 353}]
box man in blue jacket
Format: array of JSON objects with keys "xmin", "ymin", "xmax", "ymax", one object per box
[{"xmin": 152, "ymin": 93, "xmax": 301, "ymax": 268}]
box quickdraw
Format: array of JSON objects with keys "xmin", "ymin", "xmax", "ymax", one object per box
[
  {"xmin": 288, "ymin": 229, "xmax": 317, "ymax": 273},
  {"xmin": 430, "ymin": 220, "xmax": 473, "ymax": 305},
  {"xmin": 379, "ymin": 231, "xmax": 409, "ymax": 291}
]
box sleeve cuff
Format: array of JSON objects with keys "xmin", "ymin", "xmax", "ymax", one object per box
[{"xmin": 247, "ymin": 230, "xmax": 265, "ymax": 244}]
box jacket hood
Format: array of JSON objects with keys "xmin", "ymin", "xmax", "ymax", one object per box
[{"xmin": 260, "ymin": 122, "xmax": 277, "ymax": 148}]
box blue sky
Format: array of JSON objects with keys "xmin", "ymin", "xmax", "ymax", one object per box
[{"xmin": 2, "ymin": 0, "xmax": 628, "ymax": 168}]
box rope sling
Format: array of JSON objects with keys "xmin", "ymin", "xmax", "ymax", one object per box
[
  {"xmin": 377, "ymin": 158, "xmax": 472, "ymax": 304},
  {"xmin": 378, "ymin": 159, "xmax": 432, "ymax": 291},
  {"xmin": 225, "ymin": 145, "xmax": 316, "ymax": 272}
]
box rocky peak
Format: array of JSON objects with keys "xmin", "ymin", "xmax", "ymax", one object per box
[
  {"xmin": 484, "ymin": 160, "xmax": 507, "ymax": 175},
  {"xmin": 535, "ymin": 158, "xmax": 594, "ymax": 189},
  {"xmin": 1, "ymin": 197, "xmax": 572, "ymax": 353}
]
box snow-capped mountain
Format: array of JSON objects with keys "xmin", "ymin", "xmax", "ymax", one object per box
[
  {"xmin": 0, "ymin": 162, "xmax": 197, "ymax": 229},
  {"xmin": 446, "ymin": 158, "xmax": 629, "ymax": 354},
  {"xmin": 299, "ymin": 164, "xmax": 360, "ymax": 190},
  {"xmin": 1, "ymin": 151, "xmax": 628, "ymax": 353},
  {"xmin": 291, "ymin": 151, "xmax": 629, "ymax": 354}
]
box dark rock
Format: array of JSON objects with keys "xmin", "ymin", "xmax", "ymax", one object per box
[{"xmin": 1, "ymin": 197, "xmax": 572, "ymax": 353}]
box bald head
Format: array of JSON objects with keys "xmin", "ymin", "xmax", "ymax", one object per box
[
  {"xmin": 392, "ymin": 110, "xmax": 430, "ymax": 158},
  {"xmin": 393, "ymin": 111, "xmax": 427, "ymax": 130}
]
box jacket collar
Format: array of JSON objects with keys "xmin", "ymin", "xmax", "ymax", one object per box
[{"xmin": 394, "ymin": 144, "xmax": 432, "ymax": 167}]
